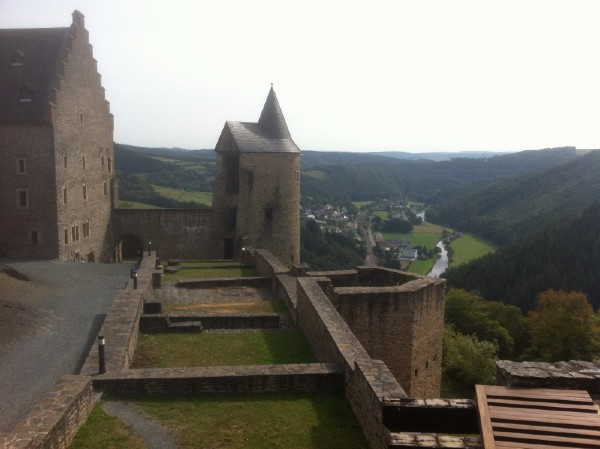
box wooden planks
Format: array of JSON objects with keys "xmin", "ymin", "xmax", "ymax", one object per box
[{"xmin": 476, "ymin": 384, "xmax": 600, "ymax": 449}]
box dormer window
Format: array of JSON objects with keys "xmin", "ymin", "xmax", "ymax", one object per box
[
  {"xmin": 19, "ymin": 86, "xmax": 33, "ymax": 103},
  {"xmin": 11, "ymin": 50, "xmax": 25, "ymax": 66}
]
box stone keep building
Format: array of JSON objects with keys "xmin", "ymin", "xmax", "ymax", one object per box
[
  {"xmin": 0, "ymin": 11, "xmax": 116, "ymax": 262},
  {"xmin": 212, "ymin": 86, "xmax": 301, "ymax": 264}
]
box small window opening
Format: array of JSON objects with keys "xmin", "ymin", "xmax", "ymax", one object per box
[
  {"xmin": 19, "ymin": 86, "xmax": 33, "ymax": 103},
  {"xmin": 71, "ymin": 226, "xmax": 76, "ymax": 242},
  {"xmin": 31, "ymin": 230, "xmax": 38, "ymax": 245},
  {"xmin": 265, "ymin": 208, "xmax": 273, "ymax": 220},
  {"xmin": 17, "ymin": 190, "xmax": 28, "ymax": 208},
  {"xmin": 76, "ymin": 225, "xmax": 79, "ymax": 241},
  {"xmin": 63, "ymin": 187, "xmax": 68, "ymax": 204},
  {"xmin": 414, "ymin": 369, "xmax": 419, "ymax": 377},
  {"xmin": 11, "ymin": 50, "xmax": 25, "ymax": 66},
  {"xmin": 228, "ymin": 208, "xmax": 237, "ymax": 231},
  {"xmin": 107, "ymin": 156, "xmax": 112, "ymax": 173},
  {"xmin": 79, "ymin": 113, "xmax": 84, "ymax": 125},
  {"xmin": 17, "ymin": 159, "xmax": 26, "ymax": 174},
  {"xmin": 64, "ymin": 228, "xmax": 69, "ymax": 244},
  {"xmin": 63, "ymin": 155, "xmax": 68, "ymax": 168},
  {"xmin": 248, "ymin": 171, "xmax": 254, "ymax": 190},
  {"xmin": 82, "ymin": 154, "xmax": 86, "ymax": 168},
  {"xmin": 82, "ymin": 183, "xmax": 87, "ymax": 200},
  {"xmin": 103, "ymin": 180, "xmax": 107, "ymax": 196},
  {"xmin": 101, "ymin": 154, "xmax": 105, "ymax": 167},
  {"xmin": 425, "ymin": 361, "xmax": 429, "ymax": 369},
  {"xmin": 295, "ymin": 170, "xmax": 300, "ymax": 182}
]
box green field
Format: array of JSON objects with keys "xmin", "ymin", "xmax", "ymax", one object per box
[
  {"xmin": 77, "ymin": 392, "xmax": 368, "ymax": 449},
  {"xmin": 383, "ymin": 222, "xmax": 444, "ymax": 248},
  {"xmin": 449, "ymin": 233, "xmax": 496, "ymax": 267},
  {"xmin": 372, "ymin": 210, "xmax": 388, "ymax": 219},
  {"xmin": 132, "ymin": 330, "xmax": 316, "ymax": 368},
  {"xmin": 152, "ymin": 184, "xmax": 212, "ymax": 206},
  {"xmin": 351, "ymin": 201, "xmax": 374, "ymax": 208},
  {"xmin": 118, "ymin": 201, "xmax": 161, "ymax": 209},
  {"xmin": 407, "ymin": 258, "xmax": 436, "ymax": 275}
]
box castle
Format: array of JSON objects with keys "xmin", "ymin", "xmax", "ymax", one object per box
[
  {"xmin": 0, "ymin": 12, "xmax": 300, "ymax": 266},
  {"xmin": 0, "ymin": 12, "xmax": 450, "ymax": 448}
]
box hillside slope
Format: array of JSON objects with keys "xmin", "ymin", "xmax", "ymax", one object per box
[
  {"xmin": 443, "ymin": 202, "xmax": 600, "ymax": 312},
  {"xmin": 427, "ymin": 150, "xmax": 600, "ymax": 244}
]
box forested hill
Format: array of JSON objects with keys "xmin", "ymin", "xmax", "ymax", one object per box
[
  {"xmin": 302, "ymin": 147, "xmax": 580, "ymax": 202},
  {"xmin": 427, "ymin": 150, "xmax": 600, "ymax": 244},
  {"xmin": 114, "ymin": 143, "xmax": 582, "ymax": 206},
  {"xmin": 443, "ymin": 202, "xmax": 600, "ymax": 312}
]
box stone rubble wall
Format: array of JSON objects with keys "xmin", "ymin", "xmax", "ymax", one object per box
[
  {"xmin": 296, "ymin": 276, "xmax": 407, "ymax": 449},
  {"xmin": 0, "ymin": 376, "xmax": 93, "ymax": 449},
  {"xmin": 93, "ymin": 364, "xmax": 343, "ymax": 394},
  {"xmin": 497, "ymin": 360, "xmax": 600, "ymax": 395}
]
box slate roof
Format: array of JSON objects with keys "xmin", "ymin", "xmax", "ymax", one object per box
[
  {"xmin": 0, "ymin": 27, "xmax": 69, "ymax": 123},
  {"xmin": 221, "ymin": 86, "xmax": 300, "ymax": 153}
]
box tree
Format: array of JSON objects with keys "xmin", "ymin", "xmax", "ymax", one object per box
[
  {"xmin": 443, "ymin": 325, "xmax": 497, "ymax": 393},
  {"xmin": 526, "ymin": 290, "xmax": 600, "ymax": 362},
  {"xmin": 445, "ymin": 289, "xmax": 526, "ymax": 358}
]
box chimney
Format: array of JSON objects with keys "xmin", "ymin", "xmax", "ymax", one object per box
[{"xmin": 72, "ymin": 10, "xmax": 85, "ymax": 27}]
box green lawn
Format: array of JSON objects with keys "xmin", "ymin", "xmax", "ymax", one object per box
[
  {"xmin": 178, "ymin": 260, "xmax": 252, "ymax": 268},
  {"xmin": 118, "ymin": 200, "xmax": 161, "ymax": 209},
  {"xmin": 132, "ymin": 330, "xmax": 316, "ymax": 368},
  {"xmin": 382, "ymin": 231, "xmax": 441, "ymax": 249},
  {"xmin": 407, "ymin": 258, "xmax": 436, "ymax": 275},
  {"xmin": 164, "ymin": 298, "xmax": 287, "ymax": 314},
  {"xmin": 449, "ymin": 233, "xmax": 496, "ymax": 267},
  {"xmin": 94, "ymin": 392, "xmax": 368, "ymax": 449},
  {"xmin": 351, "ymin": 201, "xmax": 374, "ymax": 208},
  {"xmin": 372, "ymin": 210, "xmax": 388, "ymax": 220},
  {"xmin": 69, "ymin": 402, "xmax": 145, "ymax": 449},
  {"xmin": 163, "ymin": 265, "xmax": 260, "ymax": 282},
  {"xmin": 152, "ymin": 184, "xmax": 212, "ymax": 206}
]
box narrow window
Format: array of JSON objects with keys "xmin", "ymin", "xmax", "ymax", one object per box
[
  {"xmin": 228, "ymin": 208, "xmax": 237, "ymax": 231},
  {"xmin": 63, "ymin": 155, "xmax": 68, "ymax": 168},
  {"xmin": 103, "ymin": 180, "xmax": 107, "ymax": 196},
  {"xmin": 63, "ymin": 187, "xmax": 68, "ymax": 204},
  {"xmin": 414, "ymin": 369, "xmax": 419, "ymax": 377},
  {"xmin": 31, "ymin": 230, "xmax": 38, "ymax": 245},
  {"xmin": 18, "ymin": 86, "xmax": 33, "ymax": 103},
  {"xmin": 17, "ymin": 189, "xmax": 28, "ymax": 208},
  {"xmin": 248, "ymin": 171, "xmax": 254, "ymax": 190},
  {"xmin": 71, "ymin": 226, "xmax": 76, "ymax": 242},
  {"xmin": 64, "ymin": 228, "xmax": 69, "ymax": 244},
  {"xmin": 295, "ymin": 170, "xmax": 300, "ymax": 182},
  {"xmin": 101, "ymin": 154, "xmax": 105, "ymax": 167},
  {"xmin": 11, "ymin": 50, "xmax": 25, "ymax": 66},
  {"xmin": 265, "ymin": 208, "xmax": 273, "ymax": 220},
  {"xmin": 82, "ymin": 183, "xmax": 87, "ymax": 200},
  {"xmin": 79, "ymin": 113, "xmax": 84, "ymax": 125},
  {"xmin": 82, "ymin": 154, "xmax": 86, "ymax": 168},
  {"xmin": 17, "ymin": 159, "xmax": 26, "ymax": 174},
  {"xmin": 107, "ymin": 156, "xmax": 112, "ymax": 173},
  {"xmin": 75, "ymin": 225, "xmax": 79, "ymax": 241}
]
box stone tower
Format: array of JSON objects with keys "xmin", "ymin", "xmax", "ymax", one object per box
[{"xmin": 212, "ymin": 86, "xmax": 301, "ymax": 265}]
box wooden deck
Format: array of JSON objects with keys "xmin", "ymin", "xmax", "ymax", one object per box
[{"xmin": 476, "ymin": 385, "xmax": 600, "ymax": 449}]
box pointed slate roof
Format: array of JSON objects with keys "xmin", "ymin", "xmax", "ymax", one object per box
[{"xmin": 219, "ymin": 86, "xmax": 300, "ymax": 153}]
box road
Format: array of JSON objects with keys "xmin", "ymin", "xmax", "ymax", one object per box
[
  {"xmin": 358, "ymin": 213, "xmax": 378, "ymax": 266},
  {"xmin": 0, "ymin": 260, "xmax": 131, "ymax": 432}
]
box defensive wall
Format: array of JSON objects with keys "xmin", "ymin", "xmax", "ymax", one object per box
[
  {"xmin": 113, "ymin": 208, "xmax": 214, "ymax": 260},
  {"xmin": 1, "ymin": 250, "xmax": 477, "ymax": 449}
]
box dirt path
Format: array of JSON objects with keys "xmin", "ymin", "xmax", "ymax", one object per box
[{"xmin": 102, "ymin": 400, "xmax": 178, "ymax": 449}]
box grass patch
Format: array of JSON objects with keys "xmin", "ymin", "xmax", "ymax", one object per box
[
  {"xmin": 164, "ymin": 298, "xmax": 287, "ymax": 314},
  {"xmin": 152, "ymin": 184, "xmax": 212, "ymax": 206},
  {"xmin": 132, "ymin": 330, "xmax": 316, "ymax": 368},
  {"xmin": 449, "ymin": 233, "xmax": 496, "ymax": 267},
  {"xmin": 164, "ymin": 265, "xmax": 260, "ymax": 282},
  {"xmin": 178, "ymin": 260, "xmax": 252, "ymax": 268},
  {"xmin": 115, "ymin": 392, "xmax": 368, "ymax": 449},
  {"xmin": 118, "ymin": 200, "xmax": 161, "ymax": 209},
  {"xmin": 351, "ymin": 201, "xmax": 373, "ymax": 208},
  {"xmin": 69, "ymin": 401, "xmax": 145, "ymax": 449},
  {"xmin": 372, "ymin": 210, "xmax": 388, "ymax": 220},
  {"xmin": 407, "ymin": 258, "xmax": 436, "ymax": 275},
  {"xmin": 413, "ymin": 222, "xmax": 445, "ymax": 233}
]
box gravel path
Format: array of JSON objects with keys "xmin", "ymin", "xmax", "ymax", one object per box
[
  {"xmin": 0, "ymin": 260, "xmax": 131, "ymax": 432},
  {"xmin": 102, "ymin": 400, "xmax": 178, "ymax": 449}
]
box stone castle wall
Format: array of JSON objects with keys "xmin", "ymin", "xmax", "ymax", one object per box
[
  {"xmin": 50, "ymin": 12, "xmax": 116, "ymax": 262},
  {"xmin": 114, "ymin": 208, "xmax": 214, "ymax": 260},
  {"xmin": 0, "ymin": 126, "xmax": 58, "ymax": 259}
]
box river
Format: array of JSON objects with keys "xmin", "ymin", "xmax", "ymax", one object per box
[{"xmin": 428, "ymin": 240, "xmax": 448, "ymax": 277}]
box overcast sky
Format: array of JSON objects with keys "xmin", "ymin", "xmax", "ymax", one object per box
[{"xmin": 2, "ymin": 0, "xmax": 599, "ymax": 153}]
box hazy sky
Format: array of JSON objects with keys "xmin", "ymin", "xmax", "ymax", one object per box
[{"xmin": 2, "ymin": 0, "xmax": 599, "ymax": 152}]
